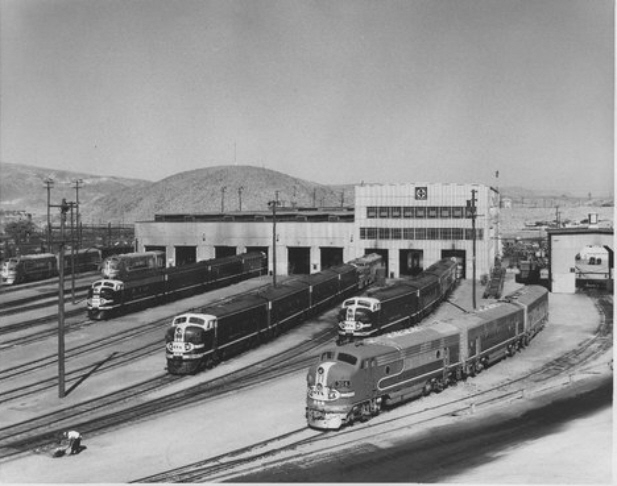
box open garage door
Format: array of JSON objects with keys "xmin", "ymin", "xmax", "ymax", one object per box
[
  {"xmin": 175, "ymin": 246, "xmax": 196, "ymax": 267},
  {"xmin": 400, "ymin": 249, "xmax": 423, "ymax": 277},
  {"xmin": 442, "ymin": 249, "xmax": 466, "ymax": 279},
  {"xmin": 365, "ymin": 248, "xmax": 388, "ymax": 276},
  {"xmin": 288, "ymin": 247, "xmax": 310, "ymax": 275},
  {"xmin": 320, "ymin": 247, "xmax": 344, "ymax": 270}
]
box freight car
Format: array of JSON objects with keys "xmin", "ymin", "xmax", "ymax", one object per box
[
  {"xmin": 337, "ymin": 258, "xmax": 458, "ymax": 344},
  {"xmin": 86, "ymin": 252, "xmax": 267, "ymax": 320},
  {"xmin": 165, "ymin": 258, "xmax": 384, "ymax": 375},
  {"xmin": 0, "ymin": 248, "xmax": 102, "ymax": 285},
  {"xmin": 306, "ymin": 285, "xmax": 549, "ymax": 429}
]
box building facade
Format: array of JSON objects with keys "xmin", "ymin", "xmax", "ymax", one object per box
[{"xmin": 134, "ymin": 182, "xmax": 499, "ymax": 279}]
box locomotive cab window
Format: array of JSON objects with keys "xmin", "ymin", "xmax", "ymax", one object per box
[
  {"xmin": 337, "ymin": 353, "xmax": 358, "ymax": 366},
  {"xmin": 321, "ymin": 351, "xmax": 335, "ymax": 361}
]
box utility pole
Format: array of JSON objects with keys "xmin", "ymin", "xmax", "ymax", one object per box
[
  {"xmin": 43, "ymin": 178, "xmax": 54, "ymax": 251},
  {"xmin": 238, "ymin": 186, "xmax": 244, "ymax": 211},
  {"xmin": 221, "ymin": 186, "xmax": 227, "ymax": 213},
  {"xmin": 268, "ymin": 191, "xmax": 281, "ymax": 287},
  {"xmin": 72, "ymin": 179, "xmax": 83, "ymax": 248},
  {"xmin": 467, "ymin": 190, "xmax": 477, "ymax": 310},
  {"xmin": 70, "ymin": 203, "xmax": 76, "ymax": 304},
  {"xmin": 50, "ymin": 198, "xmax": 72, "ymax": 398}
]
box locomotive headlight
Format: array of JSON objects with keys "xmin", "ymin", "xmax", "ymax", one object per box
[
  {"xmin": 184, "ymin": 343, "xmax": 193, "ymax": 351},
  {"xmin": 166, "ymin": 343, "xmax": 174, "ymax": 352}
]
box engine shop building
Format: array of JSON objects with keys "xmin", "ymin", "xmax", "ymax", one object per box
[{"xmin": 134, "ymin": 182, "xmax": 500, "ymax": 279}]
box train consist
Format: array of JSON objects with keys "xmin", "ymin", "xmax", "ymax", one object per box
[
  {"xmin": 165, "ymin": 254, "xmax": 384, "ymax": 375},
  {"xmin": 87, "ymin": 252, "xmax": 267, "ymax": 320},
  {"xmin": 337, "ymin": 258, "xmax": 458, "ymax": 344},
  {"xmin": 306, "ymin": 284, "xmax": 549, "ymax": 430},
  {"xmin": 0, "ymin": 248, "xmax": 102, "ymax": 285}
]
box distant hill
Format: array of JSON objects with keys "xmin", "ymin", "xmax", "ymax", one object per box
[
  {"xmin": 1, "ymin": 162, "xmax": 611, "ymax": 226},
  {"xmin": 0, "ymin": 162, "xmax": 149, "ymax": 225},
  {"xmin": 0, "ymin": 163, "xmax": 355, "ymax": 225},
  {"xmin": 89, "ymin": 165, "xmax": 355, "ymax": 223}
]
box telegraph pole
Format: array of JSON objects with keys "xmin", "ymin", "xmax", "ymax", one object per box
[
  {"xmin": 221, "ymin": 186, "xmax": 227, "ymax": 213},
  {"xmin": 43, "ymin": 178, "xmax": 54, "ymax": 251},
  {"xmin": 72, "ymin": 179, "xmax": 83, "ymax": 248},
  {"xmin": 238, "ymin": 186, "xmax": 244, "ymax": 211},
  {"xmin": 467, "ymin": 190, "xmax": 477, "ymax": 310},
  {"xmin": 268, "ymin": 191, "xmax": 281, "ymax": 287},
  {"xmin": 50, "ymin": 198, "xmax": 71, "ymax": 398}
]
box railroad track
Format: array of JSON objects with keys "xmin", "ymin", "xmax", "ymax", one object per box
[
  {"xmin": 0, "ymin": 326, "xmax": 336, "ymax": 462},
  {"xmin": 132, "ymin": 292, "xmax": 614, "ymax": 483}
]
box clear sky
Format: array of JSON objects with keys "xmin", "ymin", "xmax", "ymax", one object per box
[{"xmin": 1, "ymin": 0, "xmax": 613, "ymax": 196}]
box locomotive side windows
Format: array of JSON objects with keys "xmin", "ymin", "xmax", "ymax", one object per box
[{"xmin": 321, "ymin": 351, "xmax": 335, "ymax": 360}]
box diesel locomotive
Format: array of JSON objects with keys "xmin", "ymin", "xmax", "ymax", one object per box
[
  {"xmin": 87, "ymin": 252, "xmax": 266, "ymax": 320},
  {"xmin": 306, "ymin": 284, "xmax": 549, "ymax": 429},
  {"xmin": 100, "ymin": 251, "xmax": 166, "ymax": 280},
  {"xmin": 337, "ymin": 257, "xmax": 458, "ymax": 343},
  {"xmin": 1, "ymin": 248, "xmax": 102, "ymax": 285},
  {"xmin": 165, "ymin": 256, "xmax": 384, "ymax": 375}
]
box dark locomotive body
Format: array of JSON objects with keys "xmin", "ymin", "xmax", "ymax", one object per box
[
  {"xmin": 307, "ymin": 285, "xmax": 549, "ymax": 429},
  {"xmin": 87, "ymin": 252, "xmax": 267, "ymax": 320},
  {"xmin": 165, "ymin": 259, "xmax": 383, "ymax": 375},
  {"xmin": 337, "ymin": 258, "xmax": 458, "ymax": 343}
]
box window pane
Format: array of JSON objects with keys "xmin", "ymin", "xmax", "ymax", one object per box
[
  {"xmin": 403, "ymin": 228, "xmax": 414, "ymax": 239},
  {"xmin": 391, "ymin": 207, "xmax": 402, "ymax": 218},
  {"xmin": 403, "ymin": 207, "xmax": 414, "ymax": 218},
  {"xmin": 391, "ymin": 228, "xmax": 402, "ymax": 239},
  {"xmin": 427, "ymin": 207, "xmax": 438, "ymax": 218},
  {"xmin": 427, "ymin": 228, "xmax": 439, "ymax": 239},
  {"xmin": 379, "ymin": 207, "xmax": 390, "ymax": 218},
  {"xmin": 452, "ymin": 207, "xmax": 464, "ymax": 219},
  {"xmin": 367, "ymin": 207, "xmax": 378, "ymax": 218},
  {"xmin": 415, "ymin": 207, "xmax": 426, "ymax": 218},
  {"xmin": 440, "ymin": 207, "xmax": 451, "ymax": 218},
  {"xmin": 415, "ymin": 228, "xmax": 427, "ymax": 240}
]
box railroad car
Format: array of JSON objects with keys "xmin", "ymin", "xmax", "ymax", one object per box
[
  {"xmin": 348, "ymin": 253, "xmax": 384, "ymax": 289},
  {"xmin": 87, "ymin": 252, "xmax": 266, "ymax": 320},
  {"xmin": 165, "ymin": 263, "xmax": 366, "ymax": 375},
  {"xmin": 306, "ymin": 285, "xmax": 549, "ymax": 430},
  {"xmin": 100, "ymin": 251, "xmax": 165, "ymax": 280},
  {"xmin": 0, "ymin": 248, "xmax": 102, "ymax": 285},
  {"xmin": 337, "ymin": 258, "xmax": 458, "ymax": 344}
]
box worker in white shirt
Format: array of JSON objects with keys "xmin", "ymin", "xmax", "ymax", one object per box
[{"xmin": 62, "ymin": 430, "xmax": 82, "ymax": 455}]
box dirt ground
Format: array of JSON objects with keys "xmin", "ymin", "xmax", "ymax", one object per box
[{"xmin": 0, "ymin": 277, "xmax": 613, "ymax": 483}]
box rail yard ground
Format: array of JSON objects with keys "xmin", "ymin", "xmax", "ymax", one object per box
[{"xmin": 0, "ymin": 273, "xmax": 613, "ymax": 483}]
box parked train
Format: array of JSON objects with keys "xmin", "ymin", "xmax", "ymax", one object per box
[
  {"xmin": 337, "ymin": 258, "xmax": 458, "ymax": 344},
  {"xmin": 306, "ymin": 284, "xmax": 549, "ymax": 430},
  {"xmin": 165, "ymin": 254, "xmax": 384, "ymax": 375},
  {"xmin": 100, "ymin": 251, "xmax": 166, "ymax": 280},
  {"xmin": 87, "ymin": 252, "xmax": 267, "ymax": 320},
  {"xmin": 0, "ymin": 248, "xmax": 102, "ymax": 285}
]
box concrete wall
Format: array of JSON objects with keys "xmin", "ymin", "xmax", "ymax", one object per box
[{"xmin": 135, "ymin": 220, "xmax": 353, "ymax": 275}]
